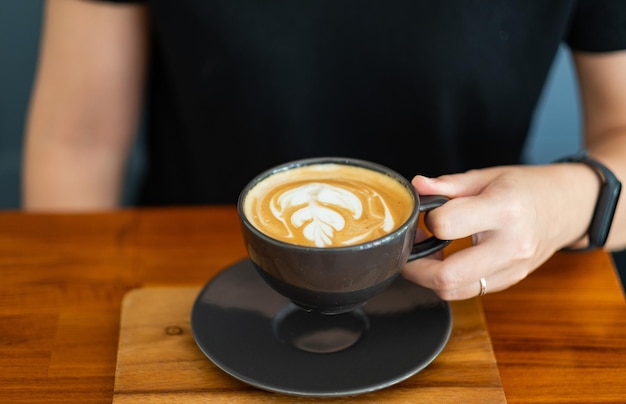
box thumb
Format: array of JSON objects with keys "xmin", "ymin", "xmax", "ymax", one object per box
[
  {"xmin": 412, "ymin": 169, "xmax": 498, "ymax": 198},
  {"xmin": 411, "ymin": 174, "xmax": 458, "ymax": 196}
]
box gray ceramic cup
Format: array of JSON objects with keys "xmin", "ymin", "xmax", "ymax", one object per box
[{"xmin": 238, "ymin": 157, "xmax": 450, "ymax": 314}]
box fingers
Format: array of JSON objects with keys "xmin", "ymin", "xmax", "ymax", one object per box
[
  {"xmin": 402, "ymin": 237, "xmax": 529, "ymax": 301},
  {"xmin": 422, "ymin": 194, "xmax": 498, "ymax": 241},
  {"xmin": 407, "ymin": 166, "xmax": 563, "ymax": 301},
  {"xmin": 412, "ymin": 169, "xmax": 515, "ymax": 241}
]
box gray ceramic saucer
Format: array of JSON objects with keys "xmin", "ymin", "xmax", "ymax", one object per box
[{"xmin": 191, "ymin": 259, "xmax": 452, "ymax": 397}]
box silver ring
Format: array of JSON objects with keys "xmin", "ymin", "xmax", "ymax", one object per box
[{"xmin": 479, "ymin": 278, "xmax": 487, "ymax": 296}]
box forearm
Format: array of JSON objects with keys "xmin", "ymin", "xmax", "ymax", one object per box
[
  {"xmin": 23, "ymin": 129, "xmax": 129, "ymax": 211},
  {"xmin": 22, "ymin": 0, "xmax": 148, "ymax": 212},
  {"xmin": 586, "ymin": 130, "xmax": 626, "ymax": 251},
  {"xmin": 22, "ymin": 76, "xmax": 140, "ymax": 211},
  {"xmin": 574, "ymin": 50, "xmax": 626, "ymax": 251}
]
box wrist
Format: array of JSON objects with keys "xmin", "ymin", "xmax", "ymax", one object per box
[{"xmin": 554, "ymin": 151, "xmax": 622, "ymax": 251}]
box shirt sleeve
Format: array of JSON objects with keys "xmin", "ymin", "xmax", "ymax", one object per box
[{"xmin": 566, "ymin": 0, "xmax": 626, "ymax": 52}]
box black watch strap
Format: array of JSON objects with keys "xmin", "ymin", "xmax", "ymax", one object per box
[{"xmin": 555, "ymin": 151, "xmax": 622, "ymax": 251}]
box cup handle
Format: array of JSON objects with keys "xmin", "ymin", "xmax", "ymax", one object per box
[{"xmin": 407, "ymin": 195, "xmax": 451, "ymax": 261}]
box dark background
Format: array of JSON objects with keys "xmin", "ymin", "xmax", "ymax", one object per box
[{"xmin": 1, "ymin": 1, "xmax": 623, "ymax": 290}]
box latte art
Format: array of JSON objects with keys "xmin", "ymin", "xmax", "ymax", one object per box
[
  {"xmin": 272, "ymin": 181, "xmax": 395, "ymax": 247},
  {"xmin": 244, "ymin": 164, "xmax": 414, "ymax": 247}
]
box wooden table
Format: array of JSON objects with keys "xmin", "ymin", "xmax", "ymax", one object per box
[{"xmin": 1, "ymin": 207, "xmax": 625, "ymax": 403}]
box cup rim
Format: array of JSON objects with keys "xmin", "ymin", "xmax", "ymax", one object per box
[{"xmin": 237, "ymin": 156, "xmax": 420, "ymax": 251}]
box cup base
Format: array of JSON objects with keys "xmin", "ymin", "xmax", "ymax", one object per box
[
  {"xmin": 254, "ymin": 264, "xmax": 398, "ymax": 315},
  {"xmin": 272, "ymin": 302, "xmax": 370, "ymax": 353}
]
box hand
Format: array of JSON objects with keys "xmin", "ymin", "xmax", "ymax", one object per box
[{"xmin": 402, "ymin": 164, "xmax": 598, "ymax": 300}]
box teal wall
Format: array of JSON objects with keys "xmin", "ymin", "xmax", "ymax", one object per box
[{"xmin": 0, "ymin": 1, "xmax": 43, "ymax": 210}]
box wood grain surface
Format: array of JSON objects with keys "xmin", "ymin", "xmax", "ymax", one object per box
[
  {"xmin": 1, "ymin": 207, "xmax": 625, "ymax": 403},
  {"xmin": 112, "ymin": 287, "xmax": 505, "ymax": 403}
]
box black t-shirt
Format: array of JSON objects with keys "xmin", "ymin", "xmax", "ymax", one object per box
[{"xmin": 99, "ymin": 0, "xmax": 626, "ymax": 206}]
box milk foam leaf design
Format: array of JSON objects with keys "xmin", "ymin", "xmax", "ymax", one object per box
[
  {"xmin": 277, "ymin": 183, "xmax": 363, "ymax": 247},
  {"xmin": 292, "ymin": 204, "xmax": 344, "ymax": 247}
]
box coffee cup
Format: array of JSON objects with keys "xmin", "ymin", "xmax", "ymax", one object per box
[{"xmin": 238, "ymin": 157, "xmax": 450, "ymax": 314}]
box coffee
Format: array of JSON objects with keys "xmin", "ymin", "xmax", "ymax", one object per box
[
  {"xmin": 243, "ymin": 163, "xmax": 414, "ymax": 247},
  {"xmin": 239, "ymin": 157, "xmax": 449, "ymax": 314}
]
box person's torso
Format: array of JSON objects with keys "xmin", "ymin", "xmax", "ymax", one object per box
[{"xmin": 140, "ymin": 0, "xmax": 576, "ymax": 205}]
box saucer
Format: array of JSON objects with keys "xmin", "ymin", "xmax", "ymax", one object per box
[{"xmin": 190, "ymin": 259, "xmax": 452, "ymax": 397}]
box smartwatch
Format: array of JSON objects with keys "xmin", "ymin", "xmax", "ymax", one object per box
[{"xmin": 555, "ymin": 151, "xmax": 621, "ymax": 251}]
